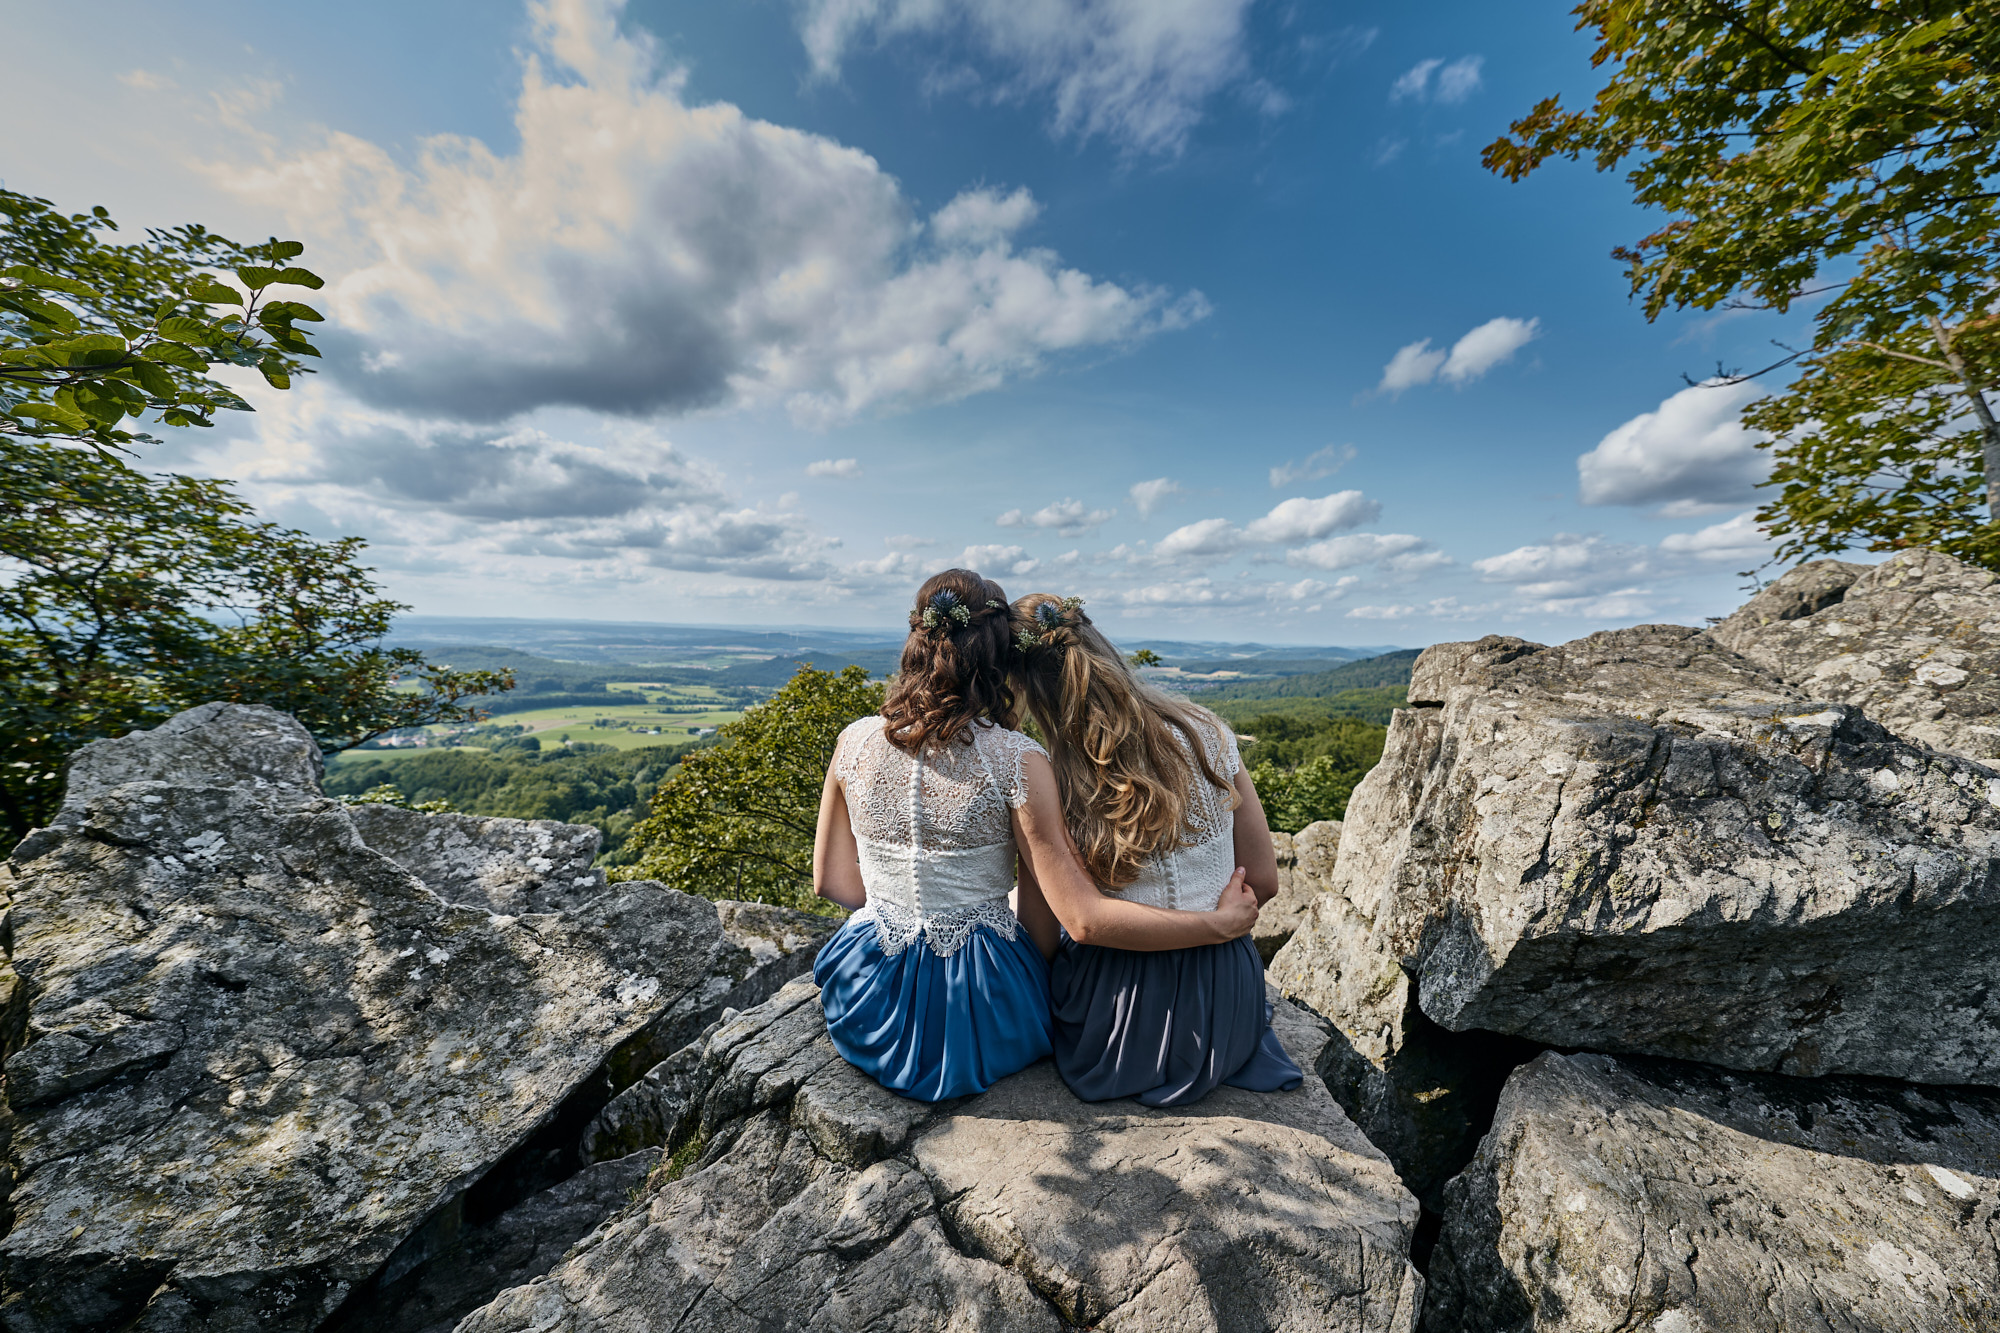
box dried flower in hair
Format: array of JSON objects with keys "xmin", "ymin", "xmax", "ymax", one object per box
[{"xmin": 920, "ymin": 589, "xmax": 974, "ymax": 631}]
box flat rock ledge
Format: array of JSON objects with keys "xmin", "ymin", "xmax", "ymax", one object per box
[
  {"xmin": 463, "ymin": 979, "xmax": 1425, "ymax": 1333},
  {"xmin": 1271, "ymin": 625, "xmax": 2000, "ymax": 1096},
  {"xmin": 0, "ymin": 704, "xmax": 749, "ymax": 1333},
  {"xmin": 1424, "ymin": 1051, "xmax": 2000, "ymax": 1332}
]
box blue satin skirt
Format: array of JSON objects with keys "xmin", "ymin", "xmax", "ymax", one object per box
[
  {"xmin": 1049, "ymin": 932, "xmax": 1304, "ymax": 1107},
  {"xmin": 814, "ymin": 914, "xmax": 1054, "ymax": 1102}
]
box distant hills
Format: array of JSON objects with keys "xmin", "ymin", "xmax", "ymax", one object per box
[{"xmin": 1186, "ymin": 649, "xmax": 1421, "ymax": 701}]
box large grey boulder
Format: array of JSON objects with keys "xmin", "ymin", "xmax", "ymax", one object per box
[
  {"xmin": 1253, "ymin": 819, "xmax": 1341, "ymax": 963},
  {"xmin": 1710, "ymin": 548, "xmax": 2000, "ymax": 763},
  {"xmin": 1423, "ymin": 1051, "xmax": 2000, "ymax": 1332},
  {"xmin": 1269, "ymin": 626, "xmax": 2000, "ymax": 1098},
  {"xmin": 347, "ymin": 804, "xmax": 605, "ymax": 912},
  {"xmin": 0, "ymin": 704, "xmax": 743, "ymax": 1333},
  {"xmin": 467, "ymin": 980, "xmax": 1424, "ymax": 1333}
]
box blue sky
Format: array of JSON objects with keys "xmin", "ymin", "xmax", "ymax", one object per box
[{"xmin": 8, "ymin": 0, "xmax": 1814, "ymax": 646}]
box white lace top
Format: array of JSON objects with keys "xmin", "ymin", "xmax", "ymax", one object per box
[
  {"xmin": 1112, "ymin": 712, "xmax": 1242, "ymax": 912},
  {"xmin": 833, "ymin": 715, "xmax": 1045, "ymax": 958}
]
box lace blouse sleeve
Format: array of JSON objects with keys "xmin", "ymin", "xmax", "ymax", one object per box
[
  {"xmin": 991, "ymin": 729, "xmax": 1049, "ymax": 809},
  {"xmin": 832, "ymin": 716, "xmax": 877, "ymax": 785}
]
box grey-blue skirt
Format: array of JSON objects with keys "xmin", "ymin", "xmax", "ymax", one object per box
[{"xmin": 1048, "ymin": 932, "xmax": 1305, "ymax": 1107}]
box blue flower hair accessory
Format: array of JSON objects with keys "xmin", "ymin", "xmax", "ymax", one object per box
[
  {"xmin": 1014, "ymin": 596, "xmax": 1085, "ymax": 652},
  {"xmin": 919, "ymin": 590, "xmax": 1003, "ymax": 633}
]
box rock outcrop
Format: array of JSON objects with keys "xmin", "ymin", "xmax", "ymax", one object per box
[
  {"xmin": 1710, "ymin": 547, "xmax": 2000, "ymax": 763},
  {"xmin": 347, "ymin": 804, "xmax": 606, "ymax": 913},
  {"xmin": 466, "ymin": 979, "xmax": 1426, "ymax": 1333},
  {"xmin": 1270, "ymin": 625, "xmax": 2000, "ymax": 1094},
  {"xmin": 1424, "ymin": 1051, "xmax": 2000, "ymax": 1332},
  {"xmin": 1253, "ymin": 818, "xmax": 1341, "ymax": 962},
  {"xmin": 0, "ymin": 704, "xmax": 748, "ymax": 1333}
]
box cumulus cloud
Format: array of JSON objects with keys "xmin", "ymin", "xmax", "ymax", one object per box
[
  {"xmin": 301, "ymin": 423, "xmax": 720, "ymax": 521},
  {"xmin": 1269, "ymin": 443, "xmax": 1355, "ymax": 489},
  {"xmin": 1129, "ymin": 476, "xmax": 1185, "ymax": 518},
  {"xmin": 1577, "ymin": 380, "xmax": 1771, "ymax": 514},
  {"xmin": 1154, "ymin": 516, "xmax": 1243, "ymax": 559},
  {"xmin": 1377, "ymin": 316, "xmax": 1538, "ymax": 395},
  {"xmin": 1659, "ymin": 510, "xmax": 1773, "ymax": 562},
  {"xmin": 795, "ymin": 0, "xmax": 1258, "ymax": 156},
  {"xmin": 959, "ymin": 542, "xmax": 1038, "ymax": 575},
  {"xmin": 1286, "ymin": 532, "xmax": 1428, "ymax": 571},
  {"xmin": 1389, "ymin": 55, "xmax": 1482, "ymax": 104},
  {"xmin": 1243, "ymin": 490, "xmax": 1380, "ymax": 543},
  {"xmin": 1473, "ymin": 533, "xmax": 1654, "ymax": 599},
  {"xmin": 807, "ymin": 457, "xmax": 863, "ymax": 478},
  {"xmin": 997, "ymin": 497, "xmax": 1114, "ymax": 536},
  {"xmin": 227, "ymin": 0, "xmax": 1204, "ymax": 430},
  {"xmin": 1151, "ymin": 490, "xmax": 1395, "ymax": 567}
]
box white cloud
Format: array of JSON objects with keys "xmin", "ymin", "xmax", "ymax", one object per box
[
  {"xmin": 1129, "ymin": 476, "xmax": 1185, "ymax": 517},
  {"xmin": 959, "ymin": 542, "xmax": 1038, "ymax": 576},
  {"xmin": 996, "ymin": 497, "xmax": 1114, "ymax": 536},
  {"xmin": 1659, "ymin": 510, "xmax": 1773, "ymax": 562},
  {"xmin": 1390, "ymin": 55, "xmax": 1482, "ymax": 104},
  {"xmin": 1377, "ymin": 316, "xmax": 1538, "ymax": 395},
  {"xmin": 1286, "ymin": 532, "xmax": 1427, "ymax": 571},
  {"xmin": 1577, "ymin": 380, "xmax": 1771, "ymax": 513},
  {"xmin": 222, "ymin": 0, "xmax": 1204, "ymax": 431},
  {"xmin": 795, "ymin": 0, "xmax": 1259, "ymax": 156},
  {"xmin": 1441, "ymin": 316, "xmax": 1538, "ymax": 383},
  {"xmin": 1154, "ymin": 516, "xmax": 1243, "ymax": 559},
  {"xmin": 807, "ymin": 457, "xmax": 863, "ymax": 478},
  {"xmin": 1347, "ymin": 603, "xmax": 1415, "ymax": 620},
  {"xmin": 1473, "ymin": 533, "xmax": 1655, "ymax": 599},
  {"xmin": 1377, "ymin": 339, "xmax": 1447, "ymax": 394},
  {"xmin": 930, "ymin": 185, "xmax": 1042, "ymax": 246},
  {"xmin": 1269, "ymin": 443, "xmax": 1355, "ymax": 489},
  {"xmin": 1243, "ymin": 490, "xmax": 1380, "ymax": 543}
]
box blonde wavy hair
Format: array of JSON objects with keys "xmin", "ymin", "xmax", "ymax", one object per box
[{"xmin": 1008, "ymin": 593, "xmax": 1236, "ymax": 888}]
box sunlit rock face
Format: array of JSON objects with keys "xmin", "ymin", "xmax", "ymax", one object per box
[
  {"xmin": 1709, "ymin": 547, "xmax": 2000, "ymax": 764},
  {"xmin": 0, "ymin": 704, "xmax": 741, "ymax": 1333},
  {"xmin": 1423, "ymin": 1051, "xmax": 2000, "ymax": 1333},
  {"xmin": 1253, "ymin": 819, "xmax": 1342, "ymax": 963},
  {"xmin": 1272, "ymin": 626, "xmax": 2000, "ymax": 1094},
  {"xmin": 466, "ymin": 980, "xmax": 1425, "ymax": 1333}
]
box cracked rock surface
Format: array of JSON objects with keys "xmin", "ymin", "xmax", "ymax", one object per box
[
  {"xmin": 0, "ymin": 704, "xmax": 743, "ymax": 1333},
  {"xmin": 465, "ymin": 979, "xmax": 1423, "ymax": 1333},
  {"xmin": 1709, "ymin": 548, "xmax": 2000, "ymax": 764},
  {"xmin": 1270, "ymin": 626, "xmax": 2000, "ymax": 1092},
  {"xmin": 1423, "ymin": 1051, "xmax": 2000, "ymax": 1332}
]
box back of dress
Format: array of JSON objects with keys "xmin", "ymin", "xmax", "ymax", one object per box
[
  {"xmin": 834, "ymin": 716, "xmax": 1045, "ymax": 956},
  {"xmin": 1115, "ymin": 709, "xmax": 1240, "ymax": 913}
]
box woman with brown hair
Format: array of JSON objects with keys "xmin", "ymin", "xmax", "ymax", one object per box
[
  {"xmin": 810, "ymin": 570, "xmax": 1260, "ymax": 1102},
  {"xmin": 1007, "ymin": 592, "xmax": 1303, "ymax": 1107}
]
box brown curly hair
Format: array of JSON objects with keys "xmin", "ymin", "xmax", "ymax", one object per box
[
  {"xmin": 879, "ymin": 569, "xmax": 1018, "ymax": 754},
  {"xmin": 1008, "ymin": 592, "xmax": 1233, "ymax": 888}
]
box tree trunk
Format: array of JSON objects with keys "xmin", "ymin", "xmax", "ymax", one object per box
[{"xmin": 1928, "ymin": 316, "xmax": 2000, "ymax": 517}]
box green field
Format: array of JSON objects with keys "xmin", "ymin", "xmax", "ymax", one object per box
[{"xmin": 341, "ymin": 681, "xmax": 750, "ymax": 761}]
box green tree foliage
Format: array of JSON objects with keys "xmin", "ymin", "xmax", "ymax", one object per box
[
  {"xmin": 1235, "ymin": 712, "xmax": 1387, "ymax": 833},
  {"xmin": 1127, "ymin": 648, "xmax": 1163, "ymax": 667},
  {"xmin": 1487, "ymin": 3, "xmax": 2000, "ymax": 567},
  {"xmin": 2, "ymin": 190, "xmax": 324, "ymax": 454},
  {"xmin": 615, "ymin": 665, "xmax": 885, "ymax": 913},
  {"xmin": 0, "ymin": 443, "xmax": 512, "ymax": 839},
  {"xmin": 324, "ymin": 741, "xmax": 702, "ymax": 858}
]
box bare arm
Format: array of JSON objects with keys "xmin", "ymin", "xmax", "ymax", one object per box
[
  {"xmin": 1012, "ymin": 852, "xmax": 1062, "ymax": 961},
  {"xmin": 1012, "ymin": 751, "xmax": 1257, "ymax": 951},
  {"xmin": 1230, "ymin": 767, "xmax": 1282, "ymax": 906},
  {"xmin": 811, "ymin": 769, "xmax": 868, "ymax": 911}
]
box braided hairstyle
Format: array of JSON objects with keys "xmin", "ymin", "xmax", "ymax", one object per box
[
  {"xmin": 1007, "ymin": 592, "xmax": 1233, "ymax": 888},
  {"xmin": 879, "ymin": 569, "xmax": 1017, "ymax": 754}
]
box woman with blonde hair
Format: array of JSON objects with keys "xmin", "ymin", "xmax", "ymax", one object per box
[
  {"xmin": 810, "ymin": 569, "xmax": 1261, "ymax": 1102},
  {"xmin": 1007, "ymin": 593, "xmax": 1302, "ymax": 1106}
]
